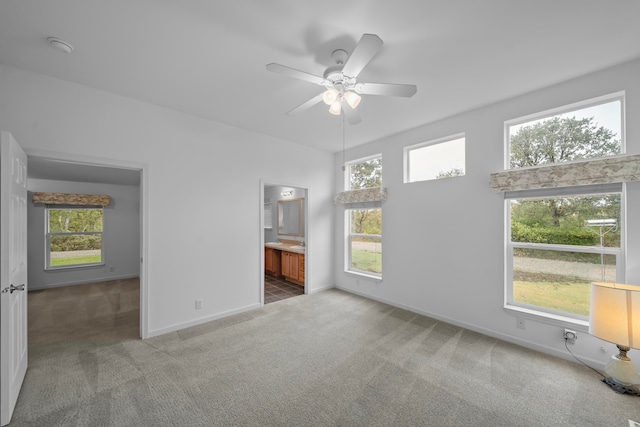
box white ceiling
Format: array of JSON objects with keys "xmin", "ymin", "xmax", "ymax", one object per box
[
  {"xmin": 2, "ymin": 0, "xmax": 640, "ymax": 158},
  {"xmin": 27, "ymin": 157, "xmax": 141, "ymax": 187}
]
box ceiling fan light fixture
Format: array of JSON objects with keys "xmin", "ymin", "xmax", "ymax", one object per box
[
  {"xmin": 266, "ymin": 33, "xmax": 417, "ymax": 124},
  {"xmin": 344, "ymin": 91, "xmax": 361, "ymax": 109},
  {"xmin": 328, "ymin": 101, "xmax": 342, "ymax": 115},
  {"xmin": 322, "ymin": 87, "xmax": 339, "ymax": 105}
]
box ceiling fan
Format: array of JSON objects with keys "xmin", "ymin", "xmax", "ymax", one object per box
[{"xmin": 266, "ymin": 33, "xmax": 417, "ymax": 125}]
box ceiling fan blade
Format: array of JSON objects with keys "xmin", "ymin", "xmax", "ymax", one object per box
[
  {"xmin": 266, "ymin": 63, "xmax": 326, "ymax": 85},
  {"xmin": 341, "ymin": 34, "xmax": 383, "ymax": 78},
  {"xmin": 355, "ymin": 82, "xmax": 417, "ymax": 97},
  {"xmin": 342, "ymin": 101, "xmax": 362, "ymax": 125},
  {"xmin": 286, "ymin": 93, "xmax": 324, "ymax": 115}
]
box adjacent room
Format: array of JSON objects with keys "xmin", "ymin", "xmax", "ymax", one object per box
[{"xmin": 1, "ymin": 1, "xmax": 640, "ymax": 425}]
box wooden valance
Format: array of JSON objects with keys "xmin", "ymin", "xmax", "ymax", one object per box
[
  {"xmin": 490, "ymin": 154, "xmax": 640, "ymax": 193},
  {"xmin": 32, "ymin": 192, "xmax": 111, "ymax": 206}
]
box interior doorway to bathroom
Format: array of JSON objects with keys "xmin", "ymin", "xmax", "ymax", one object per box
[{"xmin": 261, "ymin": 182, "xmax": 308, "ymax": 305}]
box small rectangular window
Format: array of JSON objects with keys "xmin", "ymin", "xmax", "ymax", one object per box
[
  {"xmin": 404, "ymin": 134, "xmax": 465, "ymax": 183},
  {"xmin": 347, "ymin": 155, "xmax": 382, "ymax": 190},
  {"xmin": 507, "ymin": 94, "xmax": 623, "ymax": 169},
  {"xmin": 46, "ymin": 207, "xmax": 104, "ymax": 269}
]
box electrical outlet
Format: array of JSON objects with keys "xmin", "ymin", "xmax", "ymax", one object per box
[
  {"xmin": 109, "ymin": 266, "xmax": 115, "ymax": 272},
  {"xmin": 563, "ymin": 328, "xmax": 577, "ymax": 343},
  {"xmin": 517, "ymin": 318, "xmax": 525, "ymax": 329},
  {"xmin": 195, "ymin": 299, "xmax": 203, "ymax": 310}
]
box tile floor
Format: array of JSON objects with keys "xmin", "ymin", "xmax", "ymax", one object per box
[{"xmin": 264, "ymin": 275, "xmax": 304, "ymax": 304}]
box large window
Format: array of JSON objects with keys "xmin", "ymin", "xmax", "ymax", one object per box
[
  {"xmin": 46, "ymin": 207, "xmax": 104, "ymax": 269},
  {"xmin": 345, "ymin": 155, "xmax": 382, "ymax": 277},
  {"xmin": 507, "ymin": 186, "xmax": 623, "ymax": 320},
  {"xmin": 404, "ymin": 134, "xmax": 465, "ymax": 183},
  {"xmin": 504, "ymin": 93, "xmax": 625, "ymax": 322}
]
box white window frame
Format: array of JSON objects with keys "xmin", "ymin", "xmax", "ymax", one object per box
[
  {"xmin": 403, "ymin": 133, "xmax": 465, "ymax": 183},
  {"xmin": 345, "ymin": 153, "xmax": 382, "ymax": 190},
  {"xmin": 503, "ymin": 93, "xmax": 626, "ymax": 328},
  {"xmin": 345, "ymin": 207, "xmax": 382, "ymax": 279},
  {"xmin": 45, "ymin": 206, "xmax": 105, "ymax": 270},
  {"xmin": 505, "ymin": 92, "xmax": 625, "ymax": 170},
  {"xmin": 344, "ymin": 155, "xmax": 383, "ymax": 279},
  {"xmin": 504, "ymin": 185, "xmax": 625, "ymax": 328}
]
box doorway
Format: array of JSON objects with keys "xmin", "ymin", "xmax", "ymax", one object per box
[
  {"xmin": 261, "ymin": 182, "xmax": 308, "ymax": 305},
  {"xmin": 26, "ymin": 155, "xmax": 147, "ymax": 338}
]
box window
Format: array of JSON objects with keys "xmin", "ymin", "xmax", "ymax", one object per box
[
  {"xmin": 347, "ymin": 208, "xmax": 382, "ymax": 276},
  {"xmin": 347, "ymin": 155, "xmax": 382, "ymax": 190},
  {"xmin": 345, "ymin": 155, "xmax": 382, "ymax": 278},
  {"xmin": 504, "ymin": 93, "xmax": 625, "ymax": 323},
  {"xmin": 507, "ymin": 186, "xmax": 623, "ymax": 321},
  {"xmin": 46, "ymin": 207, "xmax": 104, "ymax": 269},
  {"xmin": 507, "ymin": 94, "xmax": 623, "ymax": 169},
  {"xmin": 404, "ymin": 134, "xmax": 465, "ymax": 183}
]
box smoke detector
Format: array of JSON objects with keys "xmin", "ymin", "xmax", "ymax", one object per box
[{"xmin": 47, "ymin": 37, "xmax": 74, "ymax": 53}]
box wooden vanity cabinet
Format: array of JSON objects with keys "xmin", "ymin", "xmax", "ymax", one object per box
[
  {"xmin": 282, "ymin": 251, "xmax": 304, "ymax": 286},
  {"xmin": 265, "ymin": 247, "xmax": 281, "ymax": 277}
]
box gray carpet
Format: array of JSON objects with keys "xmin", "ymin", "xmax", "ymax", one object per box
[{"xmin": 11, "ymin": 289, "xmax": 640, "ymax": 426}]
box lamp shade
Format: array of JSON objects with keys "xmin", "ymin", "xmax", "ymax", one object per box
[{"xmin": 590, "ymin": 282, "xmax": 640, "ymax": 348}]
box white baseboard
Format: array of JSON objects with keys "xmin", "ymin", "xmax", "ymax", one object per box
[
  {"xmin": 29, "ymin": 274, "xmax": 139, "ymax": 291},
  {"xmin": 146, "ymin": 303, "xmax": 262, "ymax": 338},
  {"xmin": 307, "ymin": 283, "xmax": 335, "ymax": 295},
  {"xmin": 334, "ymin": 285, "xmax": 607, "ymax": 371}
]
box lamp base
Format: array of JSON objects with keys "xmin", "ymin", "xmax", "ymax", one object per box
[
  {"xmin": 603, "ymin": 346, "xmax": 640, "ymax": 395},
  {"xmin": 603, "ymin": 377, "xmax": 640, "ymax": 396}
]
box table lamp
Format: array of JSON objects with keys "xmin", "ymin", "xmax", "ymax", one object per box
[{"xmin": 589, "ymin": 282, "xmax": 640, "ymax": 395}]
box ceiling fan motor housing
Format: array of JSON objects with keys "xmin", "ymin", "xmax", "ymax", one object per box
[{"xmin": 323, "ymin": 49, "xmax": 357, "ymax": 89}]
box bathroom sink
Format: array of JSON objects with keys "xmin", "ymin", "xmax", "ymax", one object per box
[
  {"xmin": 266, "ymin": 242, "xmax": 281, "ymax": 245},
  {"xmin": 289, "ymin": 245, "xmax": 305, "ymax": 249}
]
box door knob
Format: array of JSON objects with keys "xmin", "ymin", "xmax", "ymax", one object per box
[{"xmin": 1, "ymin": 284, "xmax": 25, "ymax": 294}]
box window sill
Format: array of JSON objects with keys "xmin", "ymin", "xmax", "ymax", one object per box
[
  {"xmin": 46, "ymin": 263, "xmax": 105, "ymax": 272},
  {"xmin": 345, "ymin": 270, "xmax": 383, "ymax": 283},
  {"xmin": 504, "ymin": 304, "xmax": 589, "ymax": 332}
]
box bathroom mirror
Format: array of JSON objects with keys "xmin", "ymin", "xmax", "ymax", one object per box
[{"xmin": 278, "ymin": 198, "xmax": 304, "ymax": 236}]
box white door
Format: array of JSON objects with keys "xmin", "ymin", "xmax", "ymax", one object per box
[{"xmin": 0, "ymin": 131, "xmax": 28, "ymax": 426}]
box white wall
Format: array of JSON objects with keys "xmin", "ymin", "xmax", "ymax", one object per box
[
  {"xmin": 0, "ymin": 65, "xmax": 335, "ymax": 337},
  {"xmin": 334, "ymin": 58, "xmax": 640, "ymax": 370},
  {"xmin": 27, "ymin": 179, "xmax": 140, "ymax": 289}
]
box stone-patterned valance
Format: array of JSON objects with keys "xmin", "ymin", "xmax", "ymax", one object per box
[
  {"xmin": 334, "ymin": 187, "xmax": 388, "ymax": 204},
  {"xmin": 490, "ymin": 154, "xmax": 640, "ymax": 193},
  {"xmin": 32, "ymin": 192, "xmax": 111, "ymax": 206}
]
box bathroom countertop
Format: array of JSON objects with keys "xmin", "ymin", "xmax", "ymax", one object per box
[{"xmin": 265, "ymin": 241, "xmax": 305, "ymax": 254}]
